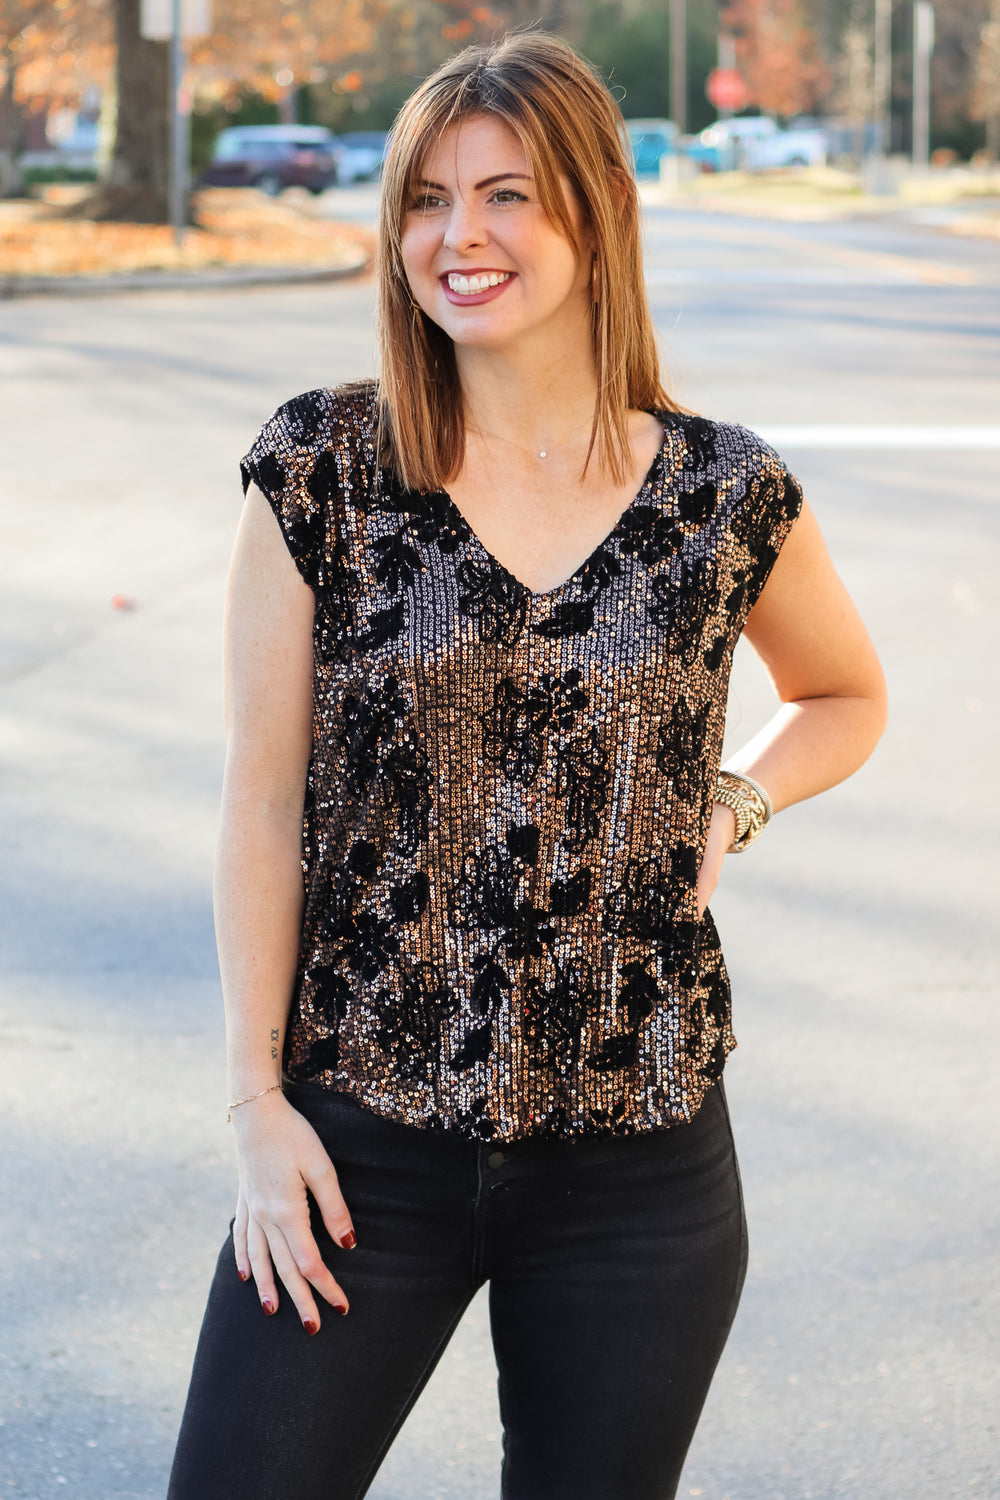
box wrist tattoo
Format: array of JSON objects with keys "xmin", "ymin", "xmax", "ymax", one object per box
[{"xmin": 270, "ymin": 1028, "xmax": 280, "ymax": 1061}]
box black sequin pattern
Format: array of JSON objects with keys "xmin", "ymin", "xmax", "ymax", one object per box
[{"xmin": 239, "ymin": 386, "xmax": 803, "ymax": 1142}]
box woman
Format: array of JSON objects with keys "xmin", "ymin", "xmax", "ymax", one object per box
[{"xmin": 168, "ymin": 32, "xmax": 887, "ymax": 1500}]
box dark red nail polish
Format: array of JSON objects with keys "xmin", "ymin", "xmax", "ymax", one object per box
[
  {"xmin": 237, "ymin": 1267, "xmax": 250, "ymax": 1282},
  {"xmin": 339, "ymin": 1229, "xmax": 357, "ymax": 1250},
  {"xmin": 303, "ymin": 1318, "xmax": 319, "ymax": 1336},
  {"xmin": 335, "ymin": 1303, "xmax": 349, "ymax": 1316},
  {"xmin": 262, "ymin": 1298, "xmax": 276, "ymax": 1316}
]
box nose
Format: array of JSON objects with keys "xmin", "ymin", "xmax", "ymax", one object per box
[{"xmin": 442, "ymin": 193, "xmax": 488, "ymax": 254}]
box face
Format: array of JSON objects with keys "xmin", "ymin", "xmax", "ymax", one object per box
[{"xmin": 399, "ymin": 114, "xmax": 593, "ymax": 356}]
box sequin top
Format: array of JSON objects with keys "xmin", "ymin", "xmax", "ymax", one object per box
[{"xmin": 240, "ymin": 385, "xmax": 803, "ymax": 1142}]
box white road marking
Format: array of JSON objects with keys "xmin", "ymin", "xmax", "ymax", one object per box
[
  {"xmin": 644, "ymin": 264, "xmax": 977, "ymax": 286},
  {"xmin": 755, "ymin": 425, "xmax": 1000, "ymax": 449}
]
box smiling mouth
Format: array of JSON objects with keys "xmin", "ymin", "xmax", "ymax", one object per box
[{"xmin": 445, "ymin": 271, "xmax": 512, "ymax": 296}]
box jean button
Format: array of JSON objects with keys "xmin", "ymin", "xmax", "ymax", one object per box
[{"xmin": 487, "ymin": 1150, "xmax": 505, "ymax": 1168}]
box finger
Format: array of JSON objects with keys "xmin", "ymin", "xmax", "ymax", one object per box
[
  {"xmin": 247, "ymin": 1212, "xmax": 280, "ymax": 1316},
  {"xmin": 304, "ymin": 1153, "xmax": 357, "ymax": 1252},
  {"xmin": 280, "ymin": 1215, "xmax": 351, "ymax": 1320},
  {"xmin": 233, "ymin": 1194, "xmax": 251, "ymax": 1282},
  {"xmin": 267, "ymin": 1222, "xmax": 349, "ymax": 1333}
]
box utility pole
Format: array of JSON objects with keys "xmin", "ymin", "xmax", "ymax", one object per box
[
  {"xmin": 717, "ymin": 32, "xmax": 736, "ymax": 121},
  {"xmin": 141, "ymin": 0, "xmax": 210, "ymax": 241},
  {"xmin": 670, "ymin": 0, "xmax": 686, "ymax": 134},
  {"xmin": 169, "ymin": 0, "xmax": 185, "ymax": 244},
  {"xmin": 874, "ymin": 0, "xmax": 892, "ymax": 155},
  {"xmin": 912, "ymin": 1, "xmax": 934, "ymax": 171}
]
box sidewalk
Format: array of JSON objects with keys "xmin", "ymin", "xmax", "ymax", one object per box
[
  {"xmin": 639, "ymin": 163, "xmax": 1000, "ymax": 233},
  {"xmin": 0, "ymin": 186, "xmax": 373, "ymax": 298}
]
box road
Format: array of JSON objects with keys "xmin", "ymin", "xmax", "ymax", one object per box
[{"xmin": 1, "ymin": 189, "xmax": 998, "ymax": 1499}]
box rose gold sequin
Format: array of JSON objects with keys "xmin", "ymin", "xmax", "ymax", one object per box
[{"xmin": 240, "ymin": 386, "xmax": 802, "ymax": 1142}]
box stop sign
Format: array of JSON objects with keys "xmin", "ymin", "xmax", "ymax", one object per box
[{"xmin": 705, "ymin": 68, "xmax": 748, "ymax": 112}]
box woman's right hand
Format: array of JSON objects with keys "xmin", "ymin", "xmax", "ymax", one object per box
[{"xmin": 230, "ymin": 1091, "xmax": 357, "ymax": 1333}]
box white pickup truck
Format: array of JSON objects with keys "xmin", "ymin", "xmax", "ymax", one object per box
[{"xmin": 692, "ymin": 116, "xmax": 827, "ymax": 171}]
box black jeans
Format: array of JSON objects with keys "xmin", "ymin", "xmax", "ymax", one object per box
[{"xmin": 168, "ymin": 1080, "xmax": 748, "ymax": 1500}]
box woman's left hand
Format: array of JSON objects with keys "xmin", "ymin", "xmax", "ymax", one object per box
[{"xmin": 695, "ymin": 802, "xmax": 736, "ymax": 918}]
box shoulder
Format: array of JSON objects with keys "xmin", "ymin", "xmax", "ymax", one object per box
[
  {"xmin": 245, "ymin": 383, "xmax": 378, "ymax": 467},
  {"xmin": 239, "ymin": 385, "xmax": 379, "ymax": 589},
  {"xmin": 659, "ymin": 409, "xmax": 803, "ymax": 526},
  {"xmin": 658, "ymin": 409, "xmax": 785, "ymax": 481},
  {"xmin": 241, "ymin": 383, "xmax": 379, "ymax": 507}
]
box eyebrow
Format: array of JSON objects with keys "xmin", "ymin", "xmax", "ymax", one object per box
[{"xmin": 417, "ymin": 172, "xmax": 532, "ymax": 192}]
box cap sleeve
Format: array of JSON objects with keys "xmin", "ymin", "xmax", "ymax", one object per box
[
  {"xmin": 735, "ymin": 443, "xmax": 804, "ymax": 615},
  {"xmin": 240, "ymin": 398, "xmax": 328, "ymax": 591}
]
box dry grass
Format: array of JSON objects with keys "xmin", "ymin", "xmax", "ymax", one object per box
[
  {"xmin": 0, "ymin": 187, "xmax": 373, "ymax": 280},
  {"xmin": 641, "ymin": 164, "xmax": 1000, "ymax": 225}
]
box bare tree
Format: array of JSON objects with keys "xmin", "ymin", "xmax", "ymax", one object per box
[
  {"xmin": 90, "ymin": 0, "xmax": 172, "ymax": 221},
  {"xmin": 831, "ymin": 7, "xmax": 873, "ymax": 162},
  {"xmin": 972, "ymin": 0, "xmax": 1000, "ymax": 156}
]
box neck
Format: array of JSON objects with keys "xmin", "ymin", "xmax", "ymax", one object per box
[{"xmin": 455, "ymin": 333, "xmax": 599, "ymax": 458}]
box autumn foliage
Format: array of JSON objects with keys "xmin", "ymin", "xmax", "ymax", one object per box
[
  {"xmin": 187, "ymin": 0, "xmax": 376, "ymax": 105},
  {"xmin": 720, "ymin": 0, "xmax": 830, "ymax": 118},
  {"xmin": 1, "ymin": 0, "xmax": 111, "ymax": 109}
]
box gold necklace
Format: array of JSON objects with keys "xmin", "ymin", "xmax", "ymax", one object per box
[{"xmin": 468, "ymin": 411, "xmax": 595, "ymax": 463}]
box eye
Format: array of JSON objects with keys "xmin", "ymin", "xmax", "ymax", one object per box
[
  {"xmin": 492, "ymin": 188, "xmax": 528, "ymax": 206},
  {"xmin": 408, "ymin": 192, "xmax": 446, "ymax": 211}
]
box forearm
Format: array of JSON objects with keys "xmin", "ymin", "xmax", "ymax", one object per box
[
  {"xmin": 214, "ymin": 780, "xmax": 306, "ymax": 1099},
  {"xmin": 723, "ymin": 691, "xmax": 887, "ymax": 815}
]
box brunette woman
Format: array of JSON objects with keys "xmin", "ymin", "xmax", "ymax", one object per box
[{"xmin": 168, "ymin": 32, "xmax": 886, "ymax": 1500}]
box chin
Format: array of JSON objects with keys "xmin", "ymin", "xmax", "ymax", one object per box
[{"xmin": 437, "ymin": 315, "xmax": 518, "ymax": 349}]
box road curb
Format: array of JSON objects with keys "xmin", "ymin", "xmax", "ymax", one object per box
[{"xmin": 0, "ymin": 251, "xmax": 371, "ymax": 299}]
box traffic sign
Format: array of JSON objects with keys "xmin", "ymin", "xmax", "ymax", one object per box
[
  {"xmin": 140, "ymin": 0, "xmax": 211, "ymax": 39},
  {"xmin": 705, "ymin": 67, "xmax": 748, "ymax": 112}
]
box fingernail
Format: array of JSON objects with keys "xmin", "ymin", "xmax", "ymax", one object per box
[
  {"xmin": 303, "ymin": 1318, "xmax": 319, "ymax": 1336},
  {"xmin": 262, "ymin": 1298, "xmax": 276, "ymax": 1316},
  {"xmin": 237, "ymin": 1267, "xmax": 250, "ymax": 1282},
  {"xmin": 339, "ymin": 1229, "xmax": 357, "ymax": 1250},
  {"xmin": 335, "ymin": 1303, "xmax": 349, "ymax": 1316}
]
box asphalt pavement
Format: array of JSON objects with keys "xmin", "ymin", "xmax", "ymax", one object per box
[{"xmin": 1, "ymin": 191, "xmax": 998, "ymax": 1499}]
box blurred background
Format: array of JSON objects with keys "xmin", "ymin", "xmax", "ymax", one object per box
[
  {"xmin": 1, "ymin": 0, "xmax": 1000, "ymax": 248},
  {"xmin": 1, "ymin": 4, "xmax": 999, "ymax": 1500}
]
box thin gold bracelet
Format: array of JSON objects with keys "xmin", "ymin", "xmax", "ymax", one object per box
[{"xmin": 226, "ymin": 1082, "xmax": 283, "ymax": 1123}]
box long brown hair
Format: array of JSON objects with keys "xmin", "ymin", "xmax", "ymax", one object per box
[{"xmin": 376, "ymin": 32, "xmax": 675, "ymax": 492}]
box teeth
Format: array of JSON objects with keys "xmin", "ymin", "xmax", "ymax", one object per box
[{"xmin": 447, "ymin": 271, "xmax": 510, "ymax": 295}]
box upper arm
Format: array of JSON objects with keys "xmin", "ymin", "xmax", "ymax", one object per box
[
  {"xmin": 742, "ymin": 499, "xmax": 887, "ymax": 710},
  {"xmin": 222, "ymin": 483, "xmax": 315, "ymax": 807}
]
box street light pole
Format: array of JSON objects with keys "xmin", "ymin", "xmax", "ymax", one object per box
[
  {"xmin": 669, "ymin": 0, "xmax": 686, "ymax": 135},
  {"xmin": 912, "ymin": 1, "xmax": 934, "ymax": 172},
  {"xmin": 717, "ymin": 32, "xmax": 736, "ymax": 122},
  {"xmin": 874, "ymin": 0, "xmax": 892, "ymax": 156}
]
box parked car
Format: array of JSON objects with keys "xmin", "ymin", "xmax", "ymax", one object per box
[
  {"xmin": 682, "ymin": 115, "xmax": 826, "ymax": 173},
  {"xmin": 623, "ymin": 119, "xmax": 678, "ymax": 177},
  {"xmin": 682, "ymin": 116, "xmax": 776, "ymax": 172},
  {"xmin": 742, "ymin": 120, "xmax": 827, "ymax": 170},
  {"xmin": 200, "ymin": 125, "xmax": 341, "ymax": 195},
  {"xmin": 335, "ymin": 132, "xmax": 389, "ymax": 184}
]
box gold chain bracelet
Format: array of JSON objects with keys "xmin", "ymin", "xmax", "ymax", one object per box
[{"xmin": 226, "ymin": 1082, "xmax": 283, "ymax": 1123}]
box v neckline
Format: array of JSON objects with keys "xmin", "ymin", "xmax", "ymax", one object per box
[{"xmin": 434, "ymin": 416, "xmax": 672, "ymax": 602}]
